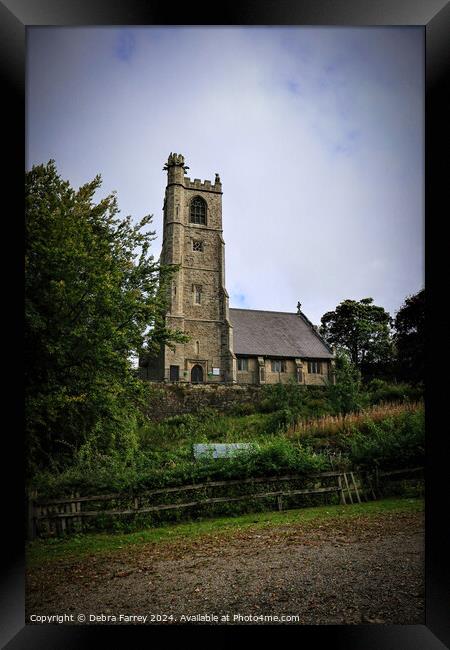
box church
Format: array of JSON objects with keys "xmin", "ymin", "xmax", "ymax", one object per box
[{"xmin": 139, "ymin": 153, "xmax": 335, "ymax": 385}]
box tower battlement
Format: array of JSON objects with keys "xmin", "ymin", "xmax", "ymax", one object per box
[
  {"xmin": 164, "ymin": 153, "xmax": 222, "ymax": 191},
  {"xmin": 184, "ymin": 176, "xmax": 222, "ymax": 192},
  {"xmin": 163, "ymin": 152, "xmax": 189, "ymax": 171}
]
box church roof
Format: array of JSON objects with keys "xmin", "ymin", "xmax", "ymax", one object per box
[{"xmin": 229, "ymin": 308, "xmax": 334, "ymax": 359}]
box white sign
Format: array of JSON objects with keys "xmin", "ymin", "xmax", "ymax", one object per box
[
  {"xmin": 193, "ymin": 443, "xmax": 255, "ymax": 460},
  {"xmin": 212, "ymin": 367, "xmax": 220, "ymax": 375}
]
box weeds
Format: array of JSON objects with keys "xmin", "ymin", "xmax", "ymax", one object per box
[
  {"xmin": 286, "ymin": 401, "xmax": 423, "ymax": 440},
  {"xmin": 30, "ymin": 387, "xmax": 425, "ymax": 502}
]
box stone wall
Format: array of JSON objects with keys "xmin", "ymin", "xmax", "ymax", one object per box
[{"xmin": 144, "ymin": 382, "xmax": 264, "ymax": 421}]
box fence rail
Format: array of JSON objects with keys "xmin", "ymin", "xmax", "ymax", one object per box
[{"xmin": 27, "ymin": 466, "xmax": 424, "ymax": 540}]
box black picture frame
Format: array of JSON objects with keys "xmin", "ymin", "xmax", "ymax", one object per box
[{"xmin": 2, "ymin": 1, "xmax": 448, "ymax": 648}]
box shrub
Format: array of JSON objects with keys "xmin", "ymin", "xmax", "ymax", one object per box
[
  {"xmin": 229, "ymin": 402, "xmax": 257, "ymax": 417},
  {"xmin": 346, "ymin": 408, "xmax": 425, "ymax": 470},
  {"xmin": 265, "ymin": 408, "xmax": 297, "ymax": 434},
  {"xmin": 326, "ymin": 352, "xmax": 367, "ymax": 415},
  {"xmin": 200, "ymin": 438, "xmax": 328, "ymax": 480},
  {"xmin": 366, "ymin": 379, "xmax": 423, "ymax": 405},
  {"xmin": 258, "ymin": 382, "xmax": 309, "ymax": 413},
  {"xmin": 30, "ymin": 436, "xmax": 329, "ymax": 499},
  {"xmin": 247, "ymin": 439, "xmax": 327, "ymax": 476}
]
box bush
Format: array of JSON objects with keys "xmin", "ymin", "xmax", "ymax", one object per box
[
  {"xmin": 190, "ymin": 438, "xmax": 328, "ymax": 481},
  {"xmin": 30, "ymin": 437, "xmax": 329, "ymax": 498},
  {"xmin": 229, "ymin": 402, "xmax": 257, "ymax": 417},
  {"xmin": 265, "ymin": 408, "xmax": 297, "ymax": 434},
  {"xmin": 138, "ymin": 409, "xmax": 222, "ymax": 448},
  {"xmin": 244, "ymin": 439, "xmax": 327, "ymax": 476},
  {"xmin": 346, "ymin": 408, "xmax": 425, "ymax": 470},
  {"xmin": 257, "ymin": 383, "xmax": 335, "ymax": 422},
  {"xmin": 366, "ymin": 379, "xmax": 423, "ymax": 405},
  {"xmin": 258, "ymin": 382, "xmax": 309, "ymax": 413},
  {"xmin": 326, "ymin": 352, "xmax": 367, "ymax": 415}
]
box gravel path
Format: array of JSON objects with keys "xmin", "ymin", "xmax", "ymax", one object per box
[{"xmin": 26, "ymin": 511, "xmax": 424, "ymax": 625}]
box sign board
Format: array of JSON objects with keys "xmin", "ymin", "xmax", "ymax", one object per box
[
  {"xmin": 193, "ymin": 443, "xmax": 254, "ymax": 460},
  {"xmin": 212, "ymin": 367, "xmax": 220, "ymax": 375}
]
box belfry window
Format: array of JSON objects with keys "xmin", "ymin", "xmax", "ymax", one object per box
[
  {"xmin": 194, "ymin": 284, "xmax": 202, "ymax": 305},
  {"xmin": 190, "ymin": 197, "xmax": 207, "ymax": 225}
]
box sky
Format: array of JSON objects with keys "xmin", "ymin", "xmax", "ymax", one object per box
[{"xmin": 26, "ymin": 26, "xmax": 424, "ymax": 326}]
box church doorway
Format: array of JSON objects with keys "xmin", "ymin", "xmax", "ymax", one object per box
[{"xmin": 191, "ymin": 364, "xmax": 204, "ymax": 383}]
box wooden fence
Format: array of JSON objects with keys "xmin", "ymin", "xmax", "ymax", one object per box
[{"xmin": 27, "ymin": 467, "xmax": 423, "ymax": 540}]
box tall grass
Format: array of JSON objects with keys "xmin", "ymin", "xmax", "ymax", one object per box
[{"xmin": 286, "ymin": 401, "xmax": 423, "ymax": 440}]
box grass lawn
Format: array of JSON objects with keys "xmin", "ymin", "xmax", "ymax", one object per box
[{"xmin": 27, "ymin": 496, "xmax": 423, "ymax": 568}]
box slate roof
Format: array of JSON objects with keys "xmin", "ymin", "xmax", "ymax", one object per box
[{"xmin": 229, "ymin": 308, "xmax": 334, "ymax": 359}]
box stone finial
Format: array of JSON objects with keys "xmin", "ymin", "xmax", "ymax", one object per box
[
  {"xmin": 297, "ymin": 301, "xmax": 302, "ymax": 314},
  {"xmin": 163, "ymin": 152, "xmax": 189, "ymax": 172},
  {"xmin": 215, "ymin": 173, "xmax": 221, "ymax": 183}
]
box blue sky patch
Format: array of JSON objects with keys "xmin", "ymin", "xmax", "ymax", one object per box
[
  {"xmin": 114, "ymin": 31, "xmax": 136, "ymax": 62},
  {"xmin": 232, "ymin": 293, "xmax": 248, "ymax": 307}
]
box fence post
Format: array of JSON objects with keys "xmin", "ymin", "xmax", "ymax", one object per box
[
  {"xmin": 350, "ymin": 472, "xmax": 362, "ymax": 503},
  {"xmin": 337, "ymin": 475, "xmax": 346, "ymax": 505},
  {"xmin": 27, "ymin": 490, "xmax": 37, "ymax": 541},
  {"xmin": 76, "ymin": 491, "xmax": 82, "ymax": 532},
  {"xmin": 375, "ymin": 466, "xmax": 380, "ymax": 497},
  {"xmin": 277, "ymin": 495, "xmax": 283, "ymax": 511},
  {"xmin": 70, "ymin": 492, "xmax": 77, "ymax": 534},
  {"xmin": 343, "ymin": 472, "xmax": 354, "ymax": 504}
]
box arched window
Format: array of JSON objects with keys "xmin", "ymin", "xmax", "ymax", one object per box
[{"xmin": 190, "ymin": 196, "xmax": 207, "ymax": 224}]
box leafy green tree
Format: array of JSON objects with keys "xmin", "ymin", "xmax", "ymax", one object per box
[
  {"xmin": 320, "ymin": 298, "xmax": 393, "ymax": 379},
  {"xmin": 25, "ymin": 161, "xmax": 186, "ymax": 473},
  {"xmin": 393, "ymin": 289, "xmax": 424, "ymax": 385},
  {"xmin": 327, "ymin": 351, "xmax": 365, "ymax": 415}
]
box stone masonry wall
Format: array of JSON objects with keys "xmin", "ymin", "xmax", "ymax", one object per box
[{"xmin": 144, "ymin": 382, "xmax": 264, "ymax": 421}]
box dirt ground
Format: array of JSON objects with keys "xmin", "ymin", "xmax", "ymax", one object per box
[{"xmin": 26, "ymin": 510, "xmax": 424, "ymax": 625}]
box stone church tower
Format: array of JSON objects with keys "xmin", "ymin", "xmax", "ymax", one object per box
[{"xmin": 147, "ymin": 153, "xmax": 236, "ymax": 383}]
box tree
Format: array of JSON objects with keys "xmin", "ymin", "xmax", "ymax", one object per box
[
  {"xmin": 393, "ymin": 289, "xmax": 425, "ymax": 385},
  {"xmin": 320, "ymin": 298, "xmax": 393, "ymax": 379},
  {"xmin": 25, "ymin": 161, "xmax": 186, "ymax": 472},
  {"xmin": 327, "ymin": 351, "xmax": 365, "ymax": 415}
]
